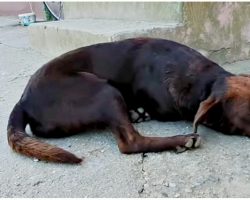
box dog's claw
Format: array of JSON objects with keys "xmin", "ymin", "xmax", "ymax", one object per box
[
  {"xmin": 194, "ymin": 136, "xmax": 201, "ymax": 148},
  {"xmin": 176, "ymin": 146, "xmax": 187, "ymax": 153},
  {"xmin": 185, "ymin": 135, "xmax": 201, "ymax": 149},
  {"xmin": 185, "ymin": 138, "xmax": 194, "ymax": 148},
  {"xmin": 176, "ymin": 134, "xmax": 201, "ymax": 153}
]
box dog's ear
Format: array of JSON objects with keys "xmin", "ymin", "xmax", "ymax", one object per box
[{"xmin": 193, "ymin": 96, "xmax": 220, "ymax": 133}]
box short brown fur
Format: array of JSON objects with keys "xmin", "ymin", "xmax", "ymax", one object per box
[{"xmin": 7, "ymin": 38, "xmax": 250, "ymax": 164}]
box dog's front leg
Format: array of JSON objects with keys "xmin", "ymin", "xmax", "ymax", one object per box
[{"xmin": 109, "ymin": 95, "xmax": 201, "ymax": 154}]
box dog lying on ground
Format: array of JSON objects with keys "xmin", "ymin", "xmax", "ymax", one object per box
[{"xmin": 7, "ymin": 38, "xmax": 250, "ymax": 164}]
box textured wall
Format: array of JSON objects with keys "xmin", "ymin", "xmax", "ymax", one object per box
[
  {"xmin": 63, "ymin": 2, "xmax": 182, "ymax": 23},
  {"xmin": 180, "ymin": 2, "xmax": 250, "ymax": 64},
  {"xmin": 62, "ymin": 2, "xmax": 250, "ymax": 64}
]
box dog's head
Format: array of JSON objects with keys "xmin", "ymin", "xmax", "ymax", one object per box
[{"xmin": 194, "ymin": 75, "xmax": 250, "ymax": 136}]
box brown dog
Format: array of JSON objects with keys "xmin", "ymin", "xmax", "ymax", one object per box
[{"xmin": 7, "ymin": 38, "xmax": 250, "ymax": 164}]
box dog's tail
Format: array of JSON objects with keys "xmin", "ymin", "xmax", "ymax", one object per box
[{"xmin": 7, "ymin": 102, "xmax": 82, "ymax": 164}]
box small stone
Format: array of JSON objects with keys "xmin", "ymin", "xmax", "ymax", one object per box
[
  {"xmin": 33, "ymin": 180, "xmax": 44, "ymax": 186},
  {"xmin": 169, "ymin": 182, "xmax": 176, "ymax": 188},
  {"xmin": 164, "ymin": 182, "xmax": 169, "ymax": 187},
  {"xmin": 175, "ymin": 193, "xmax": 180, "ymax": 198},
  {"xmin": 162, "ymin": 192, "xmax": 168, "ymax": 197},
  {"xmin": 152, "ymin": 181, "xmax": 157, "ymax": 186},
  {"xmin": 192, "ymin": 181, "xmax": 203, "ymax": 187},
  {"xmin": 33, "ymin": 158, "xmax": 39, "ymax": 162},
  {"xmin": 152, "ymin": 178, "xmax": 164, "ymax": 185},
  {"xmin": 143, "ymin": 171, "xmax": 148, "ymax": 176},
  {"xmin": 185, "ymin": 188, "xmax": 192, "ymax": 193},
  {"xmin": 138, "ymin": 188, "xmax": 144, "ymax": 194}
]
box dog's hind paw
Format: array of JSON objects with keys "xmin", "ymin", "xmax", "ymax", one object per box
[{"xmin": 129, "ymin": 107, "xmax": 151, "ymax": 123}]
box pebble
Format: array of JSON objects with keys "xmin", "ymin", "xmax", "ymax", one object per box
[
  {"xmin": 33, "ymin": 158, "xmax": 39, "ymax": 162},
  {"xmin": 33, "ymin": 180, "xmax": 44, "ymax": 186},
  {"xmin": 143, "ymin": 171, "xmax": 148, "ymax": 176},
  {"xmin": 152, "ymin": 180, "xmax": 163, "ymax": 186},
  {"xmin": 175, "ymin": 193, "xmax": 180, "ymax": 197},
  {"xmin": 161, "ymin": 192, "xmax": 168, "ymax": 197},
  {"xmin": 138, "ymin": 188, "xmax": 144, "ymax": 194},
  {"xmin": 169, "ymin": 182, "xmax": 176, "ymax": 188},
  {"xmin": 15, "ymin": 183, "xmax": 21, "ymax": 187},
  {"xmin": 164, "ymin": 182, "xmax": 169, "ymax": 187},
  {"xmin": 185, "ymin": 188, "xmax": 192, "ymax": 193}
]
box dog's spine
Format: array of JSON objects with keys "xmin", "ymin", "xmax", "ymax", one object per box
[{"xmin": 7, "ymin": 102, "xmax": 82, "ymax": 164}]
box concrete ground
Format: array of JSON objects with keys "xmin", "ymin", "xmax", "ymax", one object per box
[{"xmin": 1, "ymin": 17, "xmax": 250, "ymax": 198}]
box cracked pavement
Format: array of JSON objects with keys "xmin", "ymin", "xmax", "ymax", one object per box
[{"xmin": 1, "ymin": 17, "xmax": 250, "ymax": 197}]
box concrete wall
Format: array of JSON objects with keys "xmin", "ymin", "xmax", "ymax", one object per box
[
  {"xmin": 62, "ymin": 2, "xmax": 250, "ymax": 64},
  {"xmin": 180, "ymin": 2, "xmax": 250, "ymax": 64},
  {"xmin": 63, "ymin": 2, "xmax": 182, "ymax": 23},
  {"xmin": 0, "ymin": 2, "xmax": 45, "ymax": 20},
  {"xmin": 28, "ymin": 2, "xmax": 250, "ymax": 64}
]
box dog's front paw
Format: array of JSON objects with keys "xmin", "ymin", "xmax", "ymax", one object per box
[{"xmin": 176, "ymin": 134, "xmax": 202, "ymax": 153}]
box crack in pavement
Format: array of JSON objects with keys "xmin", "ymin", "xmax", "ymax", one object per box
[
  {"xmin": 138, "ymin": 153, "xmax": 148, "ymax": 197},
  {"xmin": 208, "ymin": 47, "xmax": 231, "ymax": 53},
  {"xmin": 0, "ymin": 42, "xmax": 30, "ymax": 50}
]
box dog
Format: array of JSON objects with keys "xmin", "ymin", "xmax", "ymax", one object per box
[{"xmin": 7, "ymin": 38, "xmax": 250, "ymax": 164}]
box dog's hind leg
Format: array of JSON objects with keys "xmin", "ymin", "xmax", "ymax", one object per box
[{"xmin": 107, "ymin": 93, "xmax": 201, "ymax": 154}]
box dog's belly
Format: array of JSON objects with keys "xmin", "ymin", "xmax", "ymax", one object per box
[{"xmin": 110, "ymin": 80, "xmax": 183, "ymax": 122}]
